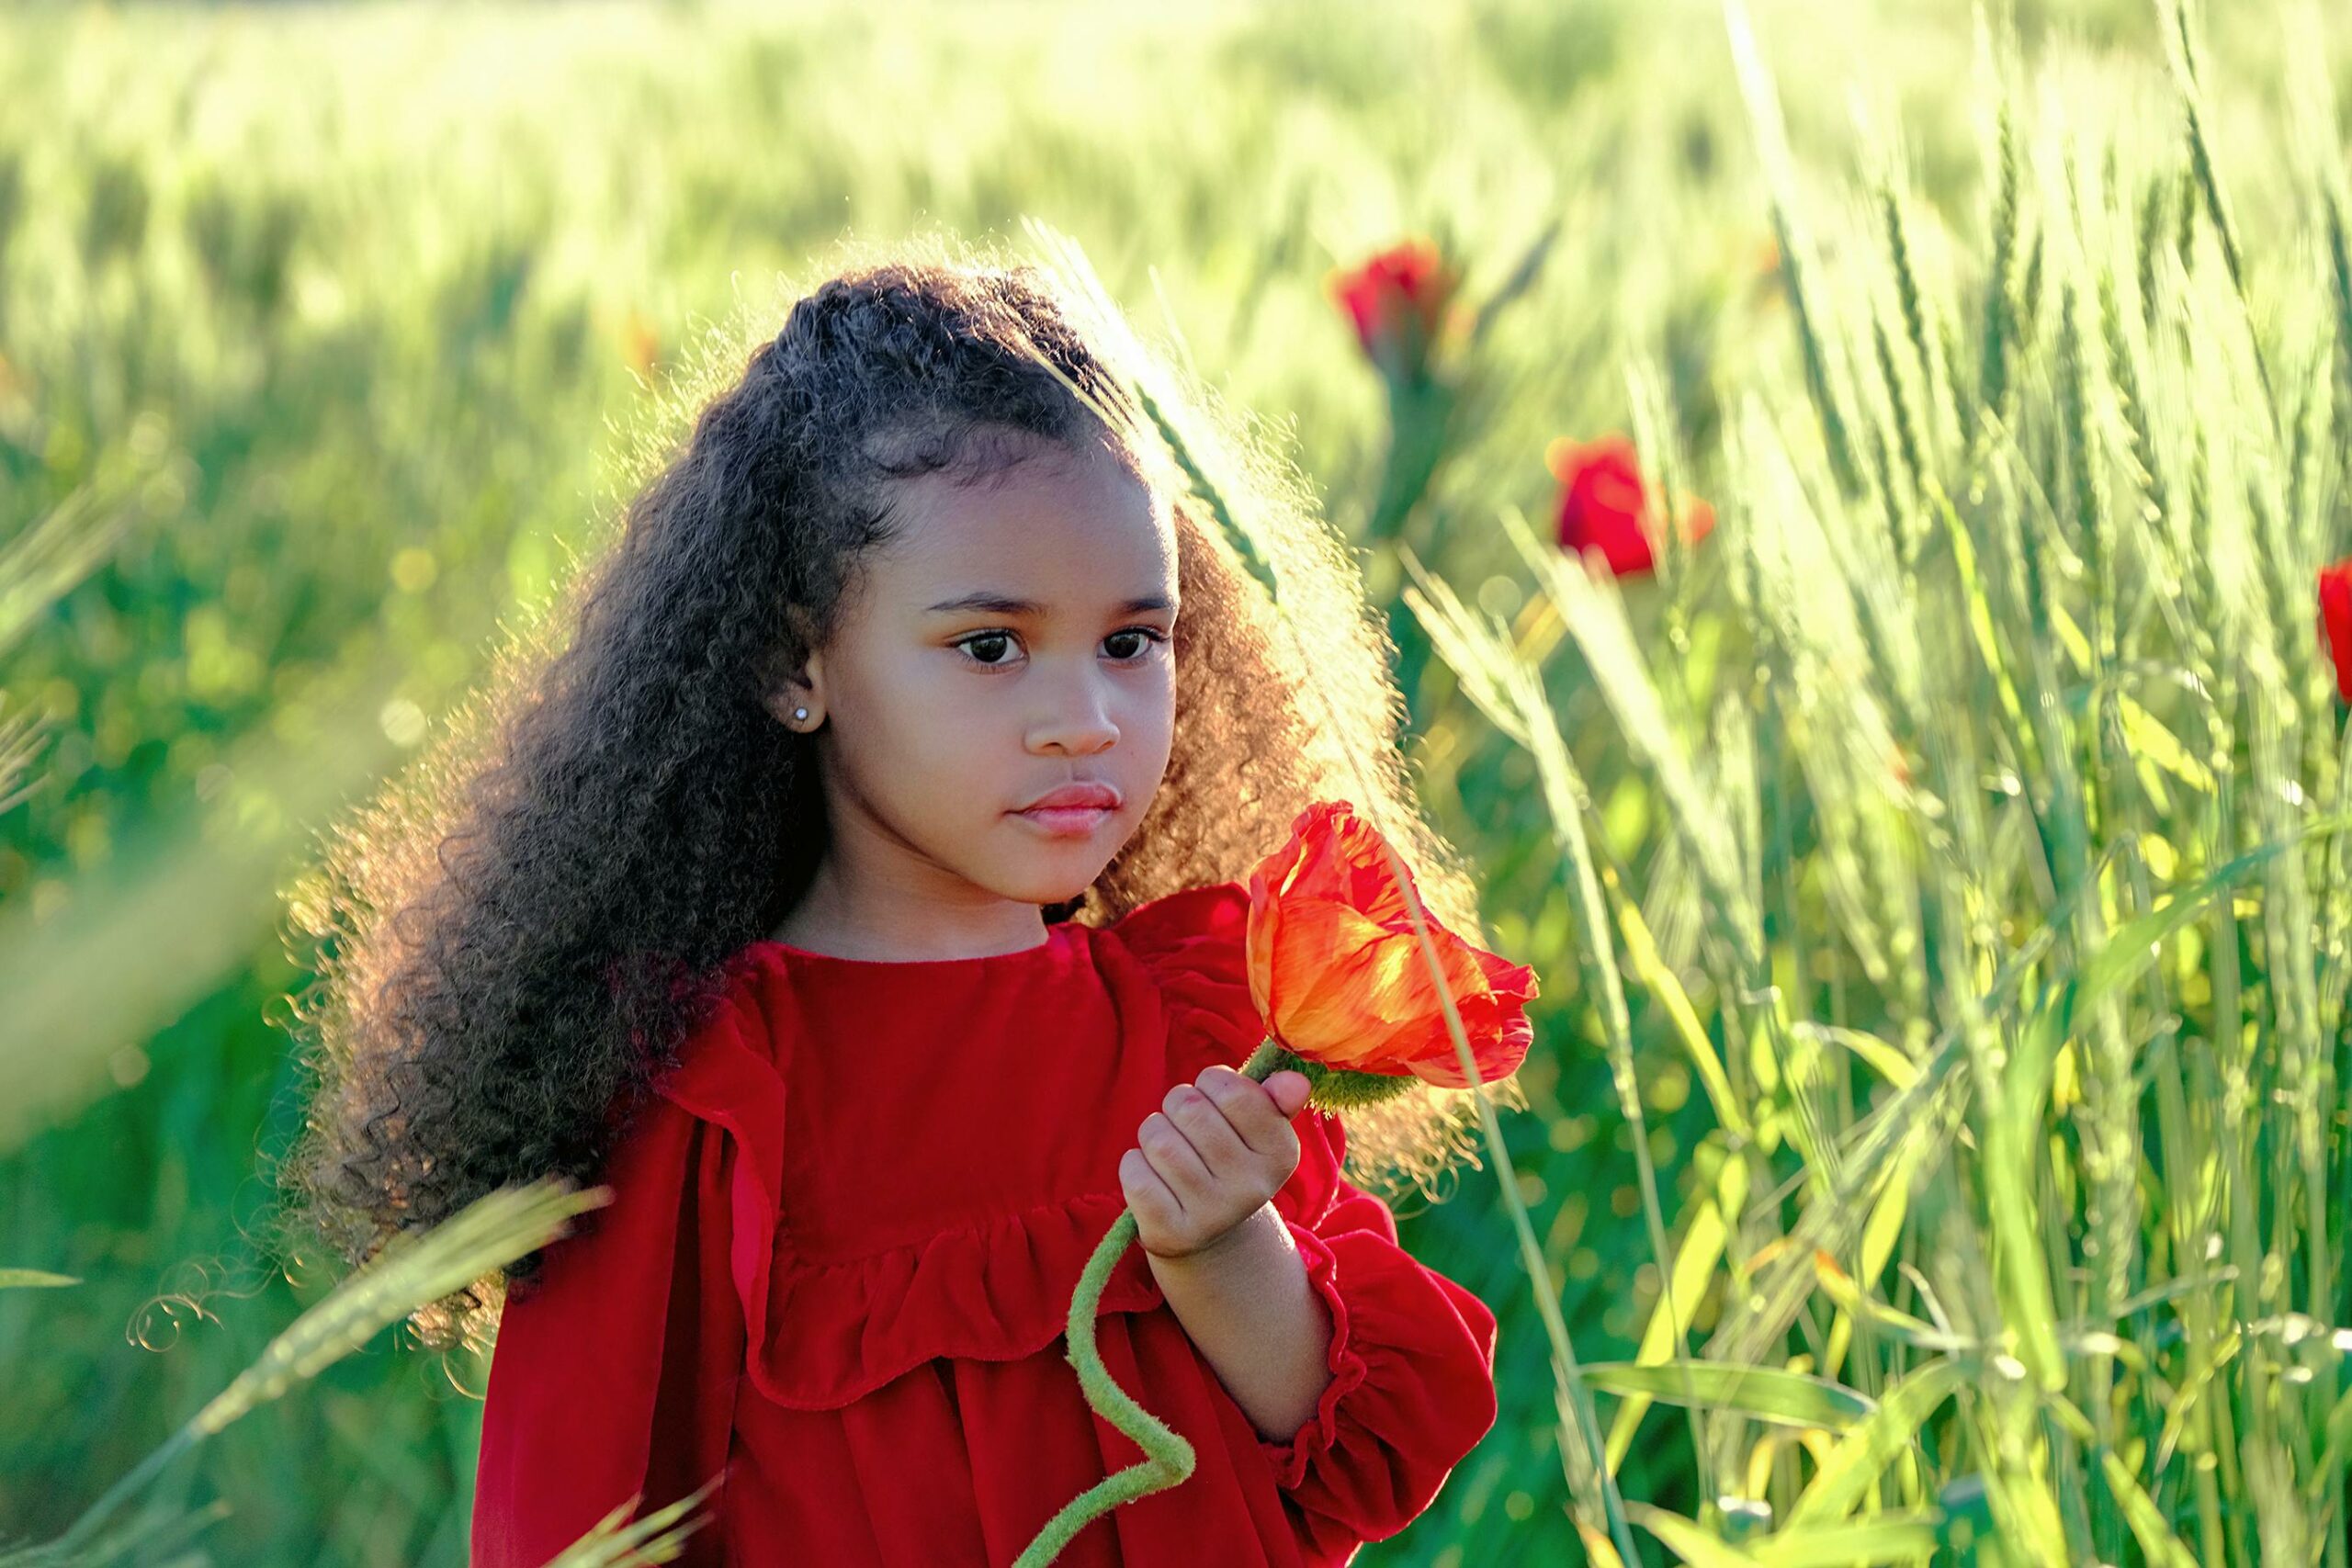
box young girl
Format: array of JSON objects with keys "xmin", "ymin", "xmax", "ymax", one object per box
[{"xmin": 277, "ymin": 244, "xmax": 1521, "ymax": 1566}]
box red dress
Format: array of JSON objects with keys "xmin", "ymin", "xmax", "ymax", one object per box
[{"xmin": 469, "ymin": 880, "xmax": 1499, "ymax": 1567}]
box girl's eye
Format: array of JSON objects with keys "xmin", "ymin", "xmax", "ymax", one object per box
[
  {"xmin": 1104, "ymin": 627, "xmax": 1170, "ymax": 661},
  {"xmin": 952, "ymin": 628, "xmax": 1170, "ymax": 667},
  {"xmin": 957, "ymin": 631, "xmax": 1017, "ymax": 666}
]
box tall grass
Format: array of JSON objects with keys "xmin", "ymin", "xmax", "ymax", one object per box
[
  {"xmin": 0, "ymin": 1179, "xmax": 612, "ymax": 1567},
  {"xmin": 6, "ymin": 1, "xmax": 2350, "ymax": 1563},
  {"xmin": 3, "ymin": 1, "xmax": 1827, "ymax": 1558},
  {"xmin": 1406, "ymin": 0, "xmax": 2352, "ymax": 1560}
]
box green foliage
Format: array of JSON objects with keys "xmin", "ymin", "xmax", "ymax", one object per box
[
  {"xmin": 5, "ymin": 0, "xmax": 2350, "ymax": 1564},
  {"xmin": 1408, "ymin": 0, "xmax": 2352, "ymax": 1561},
  {"xmin": 0, "ymin": 1179, "xmax": 605, "ymax": 1567}
]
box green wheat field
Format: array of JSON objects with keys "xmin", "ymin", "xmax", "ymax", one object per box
[{"xmin": 6, "ymin": 0, "xmax": 2352, "ymax": 1562}]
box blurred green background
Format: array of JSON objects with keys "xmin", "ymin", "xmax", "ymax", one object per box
[{"xmin": 2, "ymin": 1, "xmax": 2345, "ymax": 1563}]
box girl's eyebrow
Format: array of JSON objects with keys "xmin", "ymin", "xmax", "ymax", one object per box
[{"xmin": 922, "ymin": 592, "xmax": 1175, "ymax": 617}]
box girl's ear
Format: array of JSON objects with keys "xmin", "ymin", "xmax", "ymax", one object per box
[
  {"xmin": 761, "ymin": 681, "xmax": 820, "ymax": 732},
  {"xmin": 763, "ymin": 653, "xmax": 824, "ymax": 732},
  {"xmin": 761, "ymin": 610, "xmax": 827, "ymax": 732}
]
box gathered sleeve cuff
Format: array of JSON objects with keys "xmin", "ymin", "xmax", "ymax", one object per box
[{"xmin": 1251, "ymin": 1122, "xmax": 1502, "ymax": 1556}]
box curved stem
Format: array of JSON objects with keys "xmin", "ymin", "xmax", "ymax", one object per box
[{"xmin": 1010, "ymin": 1043, "xmax": 1288, "ymax": 1566}]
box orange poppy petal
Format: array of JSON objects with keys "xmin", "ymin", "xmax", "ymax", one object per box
[
  {"xmin": 1266, "ymin": 902, "xmax": 1411, "ymax": 1060},
  {"xmin": 1244, "ymin": 866, "xmax": 1283, "ymax": 1025},
  {"xmin": 1240, "ymin": 796, "xmax": 1541, "ymax": 1089}
]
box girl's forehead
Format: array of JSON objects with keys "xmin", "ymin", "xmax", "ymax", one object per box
[{"xmin": 872, "ymin": 447, "xmax": 1177, "ymax": 606}]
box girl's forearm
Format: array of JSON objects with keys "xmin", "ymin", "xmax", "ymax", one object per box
[{"xmin": 1146, "ymin": 1201, "xmax": 1334, "ymax": 1441}]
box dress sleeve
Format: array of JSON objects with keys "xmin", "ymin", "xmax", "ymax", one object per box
[
  {"xmin": 1256, "ymin": 1114, "xmax": 1501, "ymax": 1561},
  {"xmin": 1108, "ymin": 877, "xmax": 1264, "ymax": 1064},
  {"xmin": 469, "ymin": 1030, "xmax": 759, "ymax": 1568}
]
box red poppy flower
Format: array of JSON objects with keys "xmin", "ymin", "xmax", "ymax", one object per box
[
  {"xmin": 1545, "ymin": 433, "xmax": 1716, "ymax": 578},
  {"xmin": 2319, "ymin": 558, "xmax": 2352, "ymax": 705},
  {"xmin": 1243, "ymin": 800, "xmax": 1536, "ymax": 1089},
  {"xmin": 1327, "ymin": 238, "xmax": 1458, "ymax": 380}
]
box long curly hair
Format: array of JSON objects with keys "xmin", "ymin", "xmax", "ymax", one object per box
[{"xmin": 269, "ymin": 231, "xmax": 1528, "ymax": 1351}]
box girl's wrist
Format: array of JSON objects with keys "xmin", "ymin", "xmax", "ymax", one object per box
[
  {"xmin": 1143, "ymin": 1201, "xmax": 1334, "ymax": 1440},
  {"xmin": 1143, "ymin": 1199, "xmax": 1283, "ymax": 1272}
]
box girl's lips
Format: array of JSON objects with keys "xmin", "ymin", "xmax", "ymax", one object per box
[{"xmin": 1012, "ymin": 805, "xmax": 1114, "ymax": 837}]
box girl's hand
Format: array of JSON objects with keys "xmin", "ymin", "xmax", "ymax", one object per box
[{"xmin": 1119, "ymin": 1065, "xmax": 1313, "ymax": 1262}]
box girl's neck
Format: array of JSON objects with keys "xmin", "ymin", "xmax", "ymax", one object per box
[{"xmin": 771, "ymin": 865, "xmax": 1052, "ymax": 963}]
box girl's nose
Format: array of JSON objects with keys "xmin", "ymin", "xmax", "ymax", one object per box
[{"xmin": 1027, "ymin": 665, "xmax": 1120, "ymax": 754}]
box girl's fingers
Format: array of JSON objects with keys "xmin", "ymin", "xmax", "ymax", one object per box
[
  {"xmin": 1119, "ymin": 1145, "xmax": 1183, "ymax": 1222},
  {"xmin": 1262, "ymin": 1070, "xmax": 1312, "ymax": 1119},
  {"xmin": 1161, "ymin": 1080, "xmax": 1251, "ymax": 1169},
  {"xmin": 1136, "ymin": 1111, "xmax": 1214, "ymax": 1206},
  {"xmin": 1190, "ymin": 1066, "xmax": 1300, "ymax": 1161}
]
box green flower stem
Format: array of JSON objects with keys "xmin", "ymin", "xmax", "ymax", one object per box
[{"xmin": 1012, "ymin": 1039, "xmax": 1306, "ymax": 1567}]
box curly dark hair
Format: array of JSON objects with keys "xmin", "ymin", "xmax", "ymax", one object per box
[{"xmin": 267, "ymin": 231, "xmax": 1527, "ymax": 1351}]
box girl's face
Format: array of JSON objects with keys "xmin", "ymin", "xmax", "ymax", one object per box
[{"xmin": 769, "ymin": 435, "xmax": 1179, "ymax": 941}]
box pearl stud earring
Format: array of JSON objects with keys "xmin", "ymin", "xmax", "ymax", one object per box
[{"xmin": 794, "ymin": 706, "xmax": 809, "ymax": 723}]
